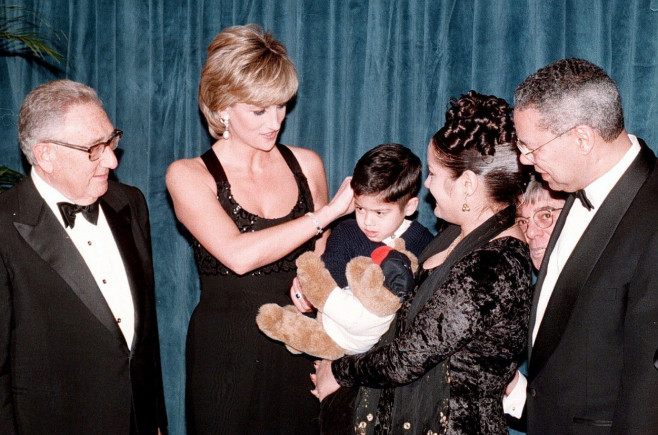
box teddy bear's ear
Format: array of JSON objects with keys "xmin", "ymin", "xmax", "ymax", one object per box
[
  {"xmin": 391, "ymin": 238, "xmax": 418, "ymax": 273},
  {"xmin": 392, "ymin": 238, "xmax": 407, "ymax": 251}
]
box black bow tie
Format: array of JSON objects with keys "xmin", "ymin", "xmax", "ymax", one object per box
[
  {"xmin": 57, "ymin": 201, "xmax": 100, "ymax": 228},
  {"xmin": 574, "ymin": 189, "xmax": 594, "ymax": 211}
]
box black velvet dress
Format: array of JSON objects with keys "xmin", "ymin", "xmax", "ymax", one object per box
[
  {"xmin": 332, "ymin": 207, "xmax": 533, "ymax": 434},
  {"xmin": 186, "ymin": 145, "xmax": 319, "ymax": 434}
]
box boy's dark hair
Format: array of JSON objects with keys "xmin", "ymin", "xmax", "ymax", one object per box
[{"xmin": 350, "ymin": 143, "xmax": 423, "ymax": 207}]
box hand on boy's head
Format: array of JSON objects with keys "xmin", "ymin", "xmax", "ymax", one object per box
[{"xmin": 329, "ymin": 177, "xmax": 355, "ymax": 214}]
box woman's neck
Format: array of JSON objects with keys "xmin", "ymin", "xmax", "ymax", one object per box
[
  {"xmin": 424, "ymin": 203, "xmax": 510, "ymax": 270},
  {"xmin": 458, "ymin": 205, "xmax": 500, "ymax": 238},
  {"xmin": 212, "ymin": 139, "xmax": 277, "ymax": 172}
]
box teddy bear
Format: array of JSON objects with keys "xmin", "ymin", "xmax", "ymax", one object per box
[{"xmin": 256, "ymin": 239, "xmax": 418, "ymax": 360}]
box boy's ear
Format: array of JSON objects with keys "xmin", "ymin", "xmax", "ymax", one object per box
[{"xmin": 403, "ymin": 197, "xmax": 419, "ymax": 216}]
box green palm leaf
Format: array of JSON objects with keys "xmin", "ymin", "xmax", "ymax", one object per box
[
  {"xmin": 0, "ymin": 4, "xmax": 66, "ymax": 63},
  {"xmin": 0, "ymin": 164, "xmax": 24, "ymax": 192}
]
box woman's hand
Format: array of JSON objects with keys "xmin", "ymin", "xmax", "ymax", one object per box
[
  {"xmin": 290, "ymin": 277, "xmax": 313, "ymax": 313},
  {"xmin": 329, "ymin": 177, "xmax": 355, "ymax": 216},
  {"xmin": 314, "ymin": 177, "xmax": 355, "ymax": 228},
  {"xmin": 311, "ymin": 359, "xmax": 341, "ymax": 401}
]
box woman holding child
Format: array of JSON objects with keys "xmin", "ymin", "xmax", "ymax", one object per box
[
  {"xmin": 314, "ymin": 90, "xmax": 533, "ymax": 434},
  {"xmin": 166, "ymin": 24, "xmax": 353, "ymax": 433}
]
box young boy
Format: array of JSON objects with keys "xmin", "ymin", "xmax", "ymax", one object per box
[
  {"xmin": 301, "ymin": 143, "xmax": 434, "ymax": 354},
  {"xmin": 322, "ymin": 143, "xmax": 433, "ymax": 287}
]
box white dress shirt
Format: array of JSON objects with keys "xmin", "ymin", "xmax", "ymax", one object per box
[
  {"xmin": 504, "ymin": 135, "xmax": 642, "ymax": 417},
  {"xmin": 532, "ymin": 136, "xmax": 640, "ymax": 343},
  {"xmin": 31, "ymin": 169, "xmax": 135, "ymax": 347}
]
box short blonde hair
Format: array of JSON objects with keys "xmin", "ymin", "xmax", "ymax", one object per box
[{"xmin": 198, "ymin": 24, "xmax": 298, "ymax": 139}]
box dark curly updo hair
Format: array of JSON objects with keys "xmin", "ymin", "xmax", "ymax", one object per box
[{"xmin": 431, "ymin": 90, "xmax": 527, "ymax": 207}]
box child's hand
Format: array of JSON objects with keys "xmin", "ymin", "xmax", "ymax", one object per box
[{"xmin": 290, "ymin": 277, "xmax": 314, "ymax": 313}]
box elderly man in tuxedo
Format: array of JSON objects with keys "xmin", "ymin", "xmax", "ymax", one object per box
[
  {"xmin": 0, "ymin": 80, "xmax": 167, "ymax": 434},
  {"xmin": 504, "ymin": 58, "xmax": 658, "ymax": 433}
]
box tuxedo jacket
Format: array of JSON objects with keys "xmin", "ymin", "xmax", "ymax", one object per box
[
  {"xmin": 527, "ymin": 140, "xmax": 658, "ymax": 434},
  {"xmin": 0, "ymin": 177, "xmax": 167, "ymax": 434}
]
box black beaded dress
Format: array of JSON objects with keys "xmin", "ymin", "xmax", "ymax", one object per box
[{"xmin": 186, "ymin": 145, "xmax": 319, "ymax": 434}]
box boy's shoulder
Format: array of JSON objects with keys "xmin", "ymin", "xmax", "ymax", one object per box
[
  {"xmin": 401, "ymin": 219, "xmax": 433, "ymax": 239},
  {"xmin": 329, "ymin": 217, "xmax": 361, "ymax": 236},
  {"xmin": 400, "ymin": 220, "xmax": 434, "ymax": 256},
  {"xmin": 325, "ymin": 218, "xmax": 368, "ymax": 250}
]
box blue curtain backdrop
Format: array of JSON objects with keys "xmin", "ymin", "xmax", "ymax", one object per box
[{"xmin": 1, "ymin": 1, "xmax": 657, "ymax": 433}]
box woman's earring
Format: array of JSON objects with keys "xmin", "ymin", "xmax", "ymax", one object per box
[
  {"xmin": 220, "ymin": 115, "xmax": 230, "ymax": 140},
  {"xmin": 462, "ymin": 194, "xmax": 470, "ymax": 212}
]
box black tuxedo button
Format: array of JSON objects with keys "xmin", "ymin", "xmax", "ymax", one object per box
[{"xmin": 528, "ymin": 388, "xmax": 537, "ymax": 398}]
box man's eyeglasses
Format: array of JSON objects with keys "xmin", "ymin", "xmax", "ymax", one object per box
[
  {"xmin": 46, "ymin": 129, "xmax": 123, "ymax": 161},
  {"xmin": 515, "ymin": 206, "xmax": 564, "ymax": 231},
  {"xmin": 516, "ymin": 126, "xmax": 576, "ymax": 162}
]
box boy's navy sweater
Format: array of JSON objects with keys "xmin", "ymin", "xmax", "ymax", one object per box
[{"xmin": 321, "ymin": 218, "xmax": 434, "ymax": 288}]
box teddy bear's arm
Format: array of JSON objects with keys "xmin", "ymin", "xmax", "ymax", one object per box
[
  {"xmin": 346, "ymin": 257, "xmax": 402, "ymax": 317},
  {"xmin": 296, "ymin": 251, "xmax": 341, "ymax": 311},
  {"xmin": 256, "ymin": 303, "xmax": 346, "ymax": 360}
]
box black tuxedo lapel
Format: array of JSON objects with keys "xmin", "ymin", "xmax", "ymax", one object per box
[
  {"xmin": 12, "ymin": 179, "xmax": 123, "ymax": 343},
  {"xmin": 529, "ymin": 142, "xmax": 655, "ymax": 379},
  {"xmin": 100, "ymin": 189, "xmax": 146, "ymax": 350}
]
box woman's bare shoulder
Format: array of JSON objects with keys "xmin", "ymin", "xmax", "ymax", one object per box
[
  {"xmin": 167, "ymin": 155, "xmax": 204, "ymax": 173},
  {"xmin": 166, "ymin": 156, "xmax": 213, "ymax": 191},
  {"xmin": 284, "ymin": 144, "xmax": 325, "ymax": 172},
  {"xmin": 281, "ymin": 144, "xmax": 328, "ymax": 199}
]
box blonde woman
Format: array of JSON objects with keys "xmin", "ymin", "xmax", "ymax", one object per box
[{"xmin": 167, "ymin": 24, "xmax": 353, "ymax": 433}]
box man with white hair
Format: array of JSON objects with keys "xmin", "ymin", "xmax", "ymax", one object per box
[{"xmin": 0, "ymin": 80, "xmax": 167, "ymax": 434}]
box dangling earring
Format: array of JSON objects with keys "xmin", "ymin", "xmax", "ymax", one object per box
[
  {"xmin": 462, "ymin": 194, "xmax": 471, "ymax": 212},
  {"xmin": 220, "ymin": 115, "xmax": 230, "ymax": 140}
]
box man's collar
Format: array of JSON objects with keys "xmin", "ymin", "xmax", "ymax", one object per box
[
  {"xmin": 382, "ymin": 219, "xmax": 412, "ymax": 247},
  {"xmin": 31, "ymin": 168, "xmax": 78, "ymax": 227},
  {"xmin": 581, "ymin": 134, "xmax": 641, "ymax": 210}
]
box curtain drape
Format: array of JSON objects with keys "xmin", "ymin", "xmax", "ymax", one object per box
[{"xmin": 1, "ymin": 1, "xmax": 656, "ymax": 433}]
